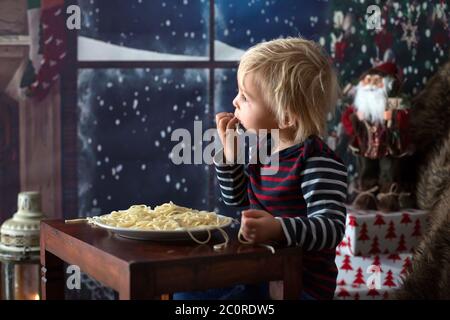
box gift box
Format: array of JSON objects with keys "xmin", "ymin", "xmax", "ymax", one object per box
[
  {"xmin": 334, "ymin": 252, "xmax": 412, "ymax": 300},
  {"xmin": 337, "ymin": 206, "xmax": 428, "ymax": 257}
]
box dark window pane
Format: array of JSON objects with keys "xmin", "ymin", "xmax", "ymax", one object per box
[
  {"xmin": 215, "ymin": 0, "xmax": 330, "ymax": 60},
  {"xmin": 77, "ymin": 68, "xmax": 211, "ymax": 216},
  {"xmin": 78, "ymin": 0, "xmax": 209, "ymax": 61}
]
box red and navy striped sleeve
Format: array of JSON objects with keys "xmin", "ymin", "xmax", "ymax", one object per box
[
  {"xmin": 213, "ymin": 149, "xmax": 249, "ymax": 207},
  {"xmin": 275, "ymin": 155, "xmax": 348, "ymax": 251}
]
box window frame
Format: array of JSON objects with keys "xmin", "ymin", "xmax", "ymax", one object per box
[{"xmin": 62, "ymin": 0, "xmax": 238, "ymax": 218}]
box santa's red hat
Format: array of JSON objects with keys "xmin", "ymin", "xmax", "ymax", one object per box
[
  {"xmin": 359, "ymin": 62, "xmax": 403, "ymax": 95},
  {"xmin": 367, "ymin": 62, "xmax": 403, "ymax": 84}
]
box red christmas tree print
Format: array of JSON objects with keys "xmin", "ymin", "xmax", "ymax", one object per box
[
  {"xmin": 367, "ymin": 288, "xmax": 380, "ymax": 299},
  {"xmin": 358, "ymin": 223, "xmax": 370, "ymax": 242},
  {"xmin": 401, "ymin": 213, "xmax": 412, "ymax": 224},
  {"xmin": 382, "ymin": 291, "xmax": 390, "ymax": 300},
  {"xmin": 354, "ymin": 293, "xmax": 360, "ymax": 300},
  {"xmin": 383, "ymin": 270, "xmax": 397, "ymax": 287},
  {"xmin": 374, "ymin": 214, "xmax": 385, "ymax": 227},
  {"xmin": 385, "ymin": 221, "xmax": 397, "ymax": 240},
  {"xmin": 338, "ymin": 237, "xmax": 347, "ymax": 248},
  {"xmin": 346, "ymin": 235, "xmax": 354, "ymax": 255},
  {"xmin": 348, "ymin": 215, "xmax": 358, "ymax": 227},
  {"xmin": 353, "ymin": 267, "xmax": 366, "ymax": 286},
  {"xmin": 341, "ymin": 255, "xmax": 353, "ymax": 272},
  {"xmin": 338, "ymin": 279, "xmax": 347, "ymax": 286},
  {"xmin": 371, "ymin": 256, "xmax": 383, "ymax": 273},
  {"xmin": 396, "ymin": 234, "xmax": 407, "ymax": 252},
  {"xmin": 412, "ymin": 219, "xmax": 422, "ymax": 237},
  {"xmin": 401, "ymin": 257, "xmax": 412, "ymax": 276},
  {"xmin": 387, "ymin": 253, "xmax": 401, "ymax": 263},
  {"xmin": 337, "ymin": 286, "xmax": 351, "ymax": 299},
  {"xmin": 369, "ymin": 236, "xmax": 381, "ymax": 255}
]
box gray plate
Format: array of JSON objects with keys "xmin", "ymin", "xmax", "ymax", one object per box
[{"xmin": 91, "ymin": 215, "xmax": 232, "ymax": 241}]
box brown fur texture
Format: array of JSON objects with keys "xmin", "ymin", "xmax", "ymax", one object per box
[
  {"xmin": 395, "ymin": 60, "xmax": 450, "ymax": 207},
  {"xmin": 396, "ymin": 130, "xmax": 450, "ymax": 299},
  {"xmin": 410, "ymin": 60, "xmax": 450, "ymax": 159}
]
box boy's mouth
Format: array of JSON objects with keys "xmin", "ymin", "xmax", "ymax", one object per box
[{"xmin": 236, "ymin": 122, "xmax": 246, "ymax": 135}]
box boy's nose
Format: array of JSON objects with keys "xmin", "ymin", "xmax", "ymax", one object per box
[{"xmin": 232, "ymin": 96, "xmax": 239, "ymax": 109}]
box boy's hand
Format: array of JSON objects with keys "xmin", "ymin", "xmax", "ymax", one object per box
[
  {"xmin": 215, "ymin": 112, "xmax": 239, "ymax": 163},
  {"xmin": 240, "ymin": 209, "xmax": 285, "ymax": 244}
]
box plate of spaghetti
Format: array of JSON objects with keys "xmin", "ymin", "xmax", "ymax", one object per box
[{"xmin": 87, "ymin": 202, "xmax": 233, "ymax": 244}]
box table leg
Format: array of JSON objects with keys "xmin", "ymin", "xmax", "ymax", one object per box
[
  {"xmin": 41, "ymin": 250, "xmax": 65, "ymax": 300},
  {"xmin": 118, "ymin": 264, "xmax": 163, "ymax": 300},
  {"xmin": 283, "ymin": 255, "xmax": 303, "ymax": 300}
]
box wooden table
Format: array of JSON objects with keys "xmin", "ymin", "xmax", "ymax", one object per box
[{"xmin": 40, "ymin": 220, "xmax": 303, "ymax": 300}]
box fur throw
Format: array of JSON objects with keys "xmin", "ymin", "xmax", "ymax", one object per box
[
  {"xmin": 396, "ymin": 116, "xmax": 450, "ymax": 299},
  {"xmin": 410, "ymin": 60, "xmax": 450, "ymax": 158}
]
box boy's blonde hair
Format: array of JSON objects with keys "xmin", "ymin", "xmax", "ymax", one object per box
[{"xmin": 237, "ymin": 36, "xmax": 341, "ymax": 142}]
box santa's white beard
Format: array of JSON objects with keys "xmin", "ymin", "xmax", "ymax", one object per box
[{"xmin": 354, "ymin": 84, "xmax": 387, "ymax": 124}]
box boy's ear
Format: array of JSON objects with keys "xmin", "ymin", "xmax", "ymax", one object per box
[{"xmin": 278, "ymin": 114, "xmax": 296, "ymax": 129}]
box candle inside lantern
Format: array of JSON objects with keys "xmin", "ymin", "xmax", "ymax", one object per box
[{"xmin": 14, "ymin": 263, "xmax": 40, "ymax": 300}]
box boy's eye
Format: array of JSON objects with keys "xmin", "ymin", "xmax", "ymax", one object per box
[{"xmin": 241, "ymin": 94, "xmax": 247, "ymax": 101}]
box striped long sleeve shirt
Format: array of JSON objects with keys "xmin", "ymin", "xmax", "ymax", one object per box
[{"xmin": 214, "ymin": 134, "xmax": 348, "ymax": 299}]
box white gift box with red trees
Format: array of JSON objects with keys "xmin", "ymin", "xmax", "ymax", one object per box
[
  {"xmin": 334, "ymin": 252, "xmax": 412, "ymax": 300},
  {"xmin": 333, "ymin": 206, "xmax": 428, "ymax": 299},
  {"xmin": 337, "ymin": 207, "xmax": 428, "ymax": 257}
]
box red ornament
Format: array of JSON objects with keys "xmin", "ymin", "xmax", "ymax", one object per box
[
  {"xmin": 433, "ymin": 32, "xmax": 447, "ymax": 47},
  {"xmin": 334, "ymin": 40, "xmax": 347, "ymax": 63},
  {"xmin": 374, "ymin": 30, "xmax": 393, "ymax": 56}
]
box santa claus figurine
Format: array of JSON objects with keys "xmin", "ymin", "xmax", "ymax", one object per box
[{"xmin": 341, "ymin": 62, "xmax": 414, "ymax": 212}]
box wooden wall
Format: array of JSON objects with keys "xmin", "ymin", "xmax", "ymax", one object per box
[
  {"xmin": 18, "ymin": 84, "xmax": 63, "ymax": 219},
  {"xmin": 0, "ymin": 0, "xmax": 63, "ymax": 220}
]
